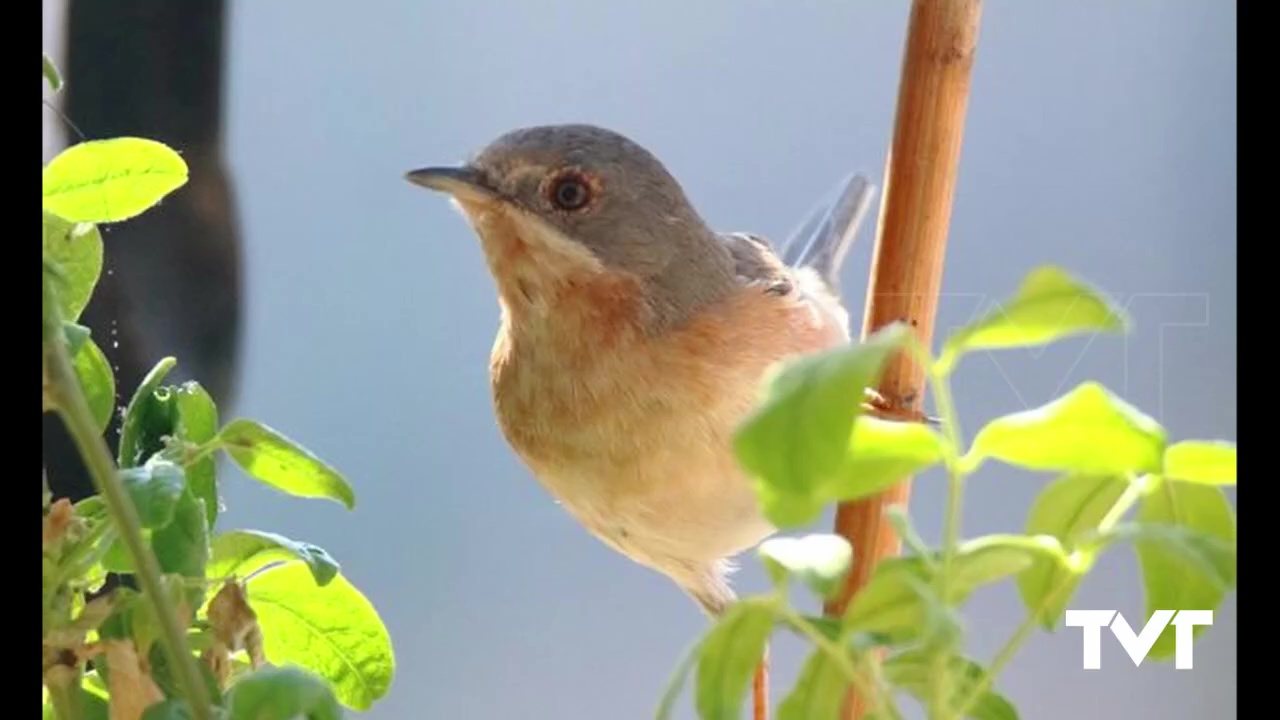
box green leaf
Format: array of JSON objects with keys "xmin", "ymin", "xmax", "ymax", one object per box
[
  {"xmin": 119, "ymin": 459, "xmax": 186, "ymax": 529},
  {"xmin": 71, "ymin": 336, "xmax": 116, "ymax": 434},
  {"xmin": 128, "ymin": 574, "xmax": 188, "ymax": 657},
  {"xmin": 883, "ymin": 650, "xmax": 1019, "ymax": 720},
  {"xmin": 101, "ymin": 533, "xmax": 137, "ymax": 574},
  {"xmin": 834, "ymin": 416, "xmax": 947, "ymax": 504},
  {"xmin": 72, "ymin": 496, "xmax": 135, "ymax": 575},
  {"xmin": 209, "ymin": 529, "xmax": 341, "ymax": 587},
  {"xmin": 841, "ymin": 560, "xmax": 937, "ymax": 642},
  {"xmin": 947, "ymin": 534, "xmax": 1069, "ymax": 599},
  {"xmin": 758, "ymin": 534, "xmax": 852, "ymax": 600},
  {"xmin": 43, "ymin": 211, "xmax": 103, "ymax": 322},
  {"xmin": 967, "ymin": 382, "xmax": 1166, "ymax": 476},
  {"xmin": 693, "ymin": 598, "xmax": 775, "ymax": 720},
  {"xmin": 44, "ymin": 53, "xmax": 63, "ymax": 91},
  {"xmin": 43, "ymin": 138, "xmax": 189, "ymax": 223},
  {"xmin": 798, "ymin": 615, "xmax": 844, "ymax": 642},
  {"xmin": 1164, "ymin": 441, "xmax": 1237, "ymax": 486},
  {"xmin": 42, "ymin": 263, "xmax": 62, "ymax": 343},
  {"xmin": 224, "ymin": 665, "xmax": 343, "ymax": 720},
  {"xmin": 63, "ymin": 322, "xmax": 91, "ymax": 356},
  {"xmin": 173, "ymin": 382, "xmax": 221, "ymax": 528},
  {"xmin": 937, "ymin": 265, "xmax": 1125, "ymax": 374},
  {"xmin": 1126, "ymin": 481, "xmax": 1236, "ymax": 659},
  {"xmin": 118, "ymin": 357, "xmax": 178, "ymax": 468},
  {"xmin": 218, "ymin": 419, "xmax": 356, "ymax": 509},
  {"xmin": 151, "ymin": 490, "xmax": 210, "ymax": 608},
  {"xmin": 734, "ymin": 323, "xmax": 912, "ymax": 527},
  {"xmin": 1017, "ymin": 474, "xmax": 1128, "ymax": 628},
  {"xmin": 245, "ymin": 562, "xmax": 394, "ymax": 710},
  {"xmin": 778, "ymin": 649, "xmax": 848, "ymax": 720},
  {"xmin": 844, "ymin": 535, "xmax": 1066, "ymax": 639}
]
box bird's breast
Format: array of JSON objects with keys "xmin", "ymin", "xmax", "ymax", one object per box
[{"xmin": 487, "ymin": 276, "xmax": 847, "ymax": 565}]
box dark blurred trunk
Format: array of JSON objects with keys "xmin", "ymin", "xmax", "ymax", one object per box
[{"xmin": 43, "ymin": 1, "xmax": 243, "ymax": 504}]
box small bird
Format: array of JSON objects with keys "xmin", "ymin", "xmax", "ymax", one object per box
[{"xmin": 405, "ymin": 123, "xmax": 894, "ymax": 620}]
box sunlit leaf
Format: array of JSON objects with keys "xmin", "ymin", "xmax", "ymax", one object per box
[
  {"xmin": 938, "ymin": 265, "xmax": 1125, "ymax": 374},
  {"xmin": 968, "ymin": 382, "xmax": 1165, "ymax": 476},
  {"xmin": 246, "ymin": 562, "xmax": 394, "ymax": 710},
  {"xmin": 43, "ymin": 138, "xmax": 189, "ymax": 223},
  {"xmin": 218, "ymin": 419, "xmax": 355, "ymax": 509},
  {"xmin": 1163, "ymin": 441, "xmax": 1236, "ymax": 486}
]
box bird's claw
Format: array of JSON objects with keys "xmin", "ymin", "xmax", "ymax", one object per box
[{"xmin": 861, "ymin": 388, "xmax": 943, "ymax": 427}]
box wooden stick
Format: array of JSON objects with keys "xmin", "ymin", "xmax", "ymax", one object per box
[
  {"xmin": 823, "ymin": 1, "xmax": 984, "ymax": 718},
  {"xmin": 752, "ymin": 650, "xmax": 768, "ymax": 720}
]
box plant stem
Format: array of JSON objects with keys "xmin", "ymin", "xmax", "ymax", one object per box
[
  {"xmin": 861, "ymin": 652, "xmax": 900, "ymax": 719},
  {"xmin": 925, "ymin": 360, "xmax": 966, "ymax": 720},
  {"xmin": 1096, "ymin": 474, "xmax": 1155, "ymax": 533},
  {"xmin": 43, "ymin": 299, "xmax": 213, "ymax": 720},
  {"xmin": 779, "ymin": 607, "xmax": 905, "ymax": 720},
  {"xmin": 954, "ymin": 575, "xmax": 1075, "ymax": 718}
]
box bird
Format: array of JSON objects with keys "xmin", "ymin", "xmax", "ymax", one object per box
[{"xmin": 405, "ymin": 123, "xmax": 905, "ymax": 710}]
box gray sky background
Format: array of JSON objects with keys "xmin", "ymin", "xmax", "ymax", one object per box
[{"xmin": 45, "ymin": 2, "xmax": 1237, "ymax": 718}]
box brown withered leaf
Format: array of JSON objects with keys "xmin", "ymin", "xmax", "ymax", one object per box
[
  {"xmin": 201, "ymin": 578, "xmax": 265, "ymax": 687},
  {"xmin": 103, "ymin": 639, "xmax": 164, "ymax": 720},
  {"xmin": 43, "ymin": 497, "xmax": 76, "ymax": 549}
]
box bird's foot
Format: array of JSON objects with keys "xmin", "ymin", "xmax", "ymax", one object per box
[{"xmin": 861, "ymin": 388, "xmax": 943, "ymax": 427}]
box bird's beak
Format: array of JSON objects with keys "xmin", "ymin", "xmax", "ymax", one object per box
[{"xmin": 404, "ymin": 165, "xmax": 500, "ymax": 204}]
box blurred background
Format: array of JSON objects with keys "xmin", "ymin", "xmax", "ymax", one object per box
[{"xmin": 42, "ymin": 1, "xmax": 1236, "ymax": 718}]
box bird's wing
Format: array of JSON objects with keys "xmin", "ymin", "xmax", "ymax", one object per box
[
  {"xmin": 721, "ymin": 231, "xmax": 795, "ymax": 296},
  {"xmin": 778, "ymin": 172, "xmax": 877, "ymax": 296}
]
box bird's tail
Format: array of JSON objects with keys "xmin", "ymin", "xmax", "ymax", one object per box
[{"xmin": 779, "ymin": 172, "xmax": 877, "ymax": 299}]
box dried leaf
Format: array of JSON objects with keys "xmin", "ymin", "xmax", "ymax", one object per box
[
  {"xmin": 202, "ymin": 579, "xmax": 265, "ymax": 687},
  {"xmin": 104, "ymin": 639, "xmax": 165, "ymax": 720},
  {"xmin": 43, "ymin": 498, "xmax": 77, "ymax": 548}
]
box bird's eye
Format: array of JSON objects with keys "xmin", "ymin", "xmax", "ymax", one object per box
[{"xmin": 549, "ymin": 172, "xmax": 593, "ymax": 211}]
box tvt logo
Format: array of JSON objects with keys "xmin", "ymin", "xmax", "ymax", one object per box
[{"xmin": 1065, "ymin": 610, "xmax": 1212, "ymax": 669}]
